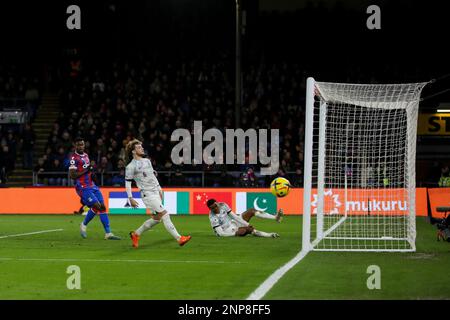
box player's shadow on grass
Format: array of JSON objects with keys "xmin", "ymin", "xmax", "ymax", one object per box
[
  {"xmin": 139, "ymin": 238, "xmax": 177, "ymax": 248},
  {"xmin": 115, "ymin": 238, "xmax": 176, "ymax": 253}
]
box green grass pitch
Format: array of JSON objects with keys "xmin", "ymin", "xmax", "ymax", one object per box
[{"xmin": 0, "ymin": 214, "xmax": 449, "ymax": 299}]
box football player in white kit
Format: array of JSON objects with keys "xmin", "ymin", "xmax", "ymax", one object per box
[
  {"xmin": 207, "ymin": 199, "xmax": 282, "ymax": 238},
  {"xmin": 125, "ymin": 139, "xmax": 191, "ymax": 248}
]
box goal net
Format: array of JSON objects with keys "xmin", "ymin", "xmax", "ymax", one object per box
[{"xmin": 302, "ymin": 78, "xmax": 427, "ymax": 252}]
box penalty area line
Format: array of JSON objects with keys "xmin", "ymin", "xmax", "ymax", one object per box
[
  {"xmin": 0, "ymin": 229, "xmax": 64, "ymax": 239},
  {"xmin": 246, "ymin": 249, "xmax": 310, "ymax": 300}
]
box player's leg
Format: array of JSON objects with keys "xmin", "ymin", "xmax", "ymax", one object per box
[
  {"xmin": 79, "ymin": 190, "xmax": 97, "ymax": 238},
  {"xmin": 93, "ymin": 189, "xmax": 121, "ymax": 240},
  {"xmin": 132, "ymin": 192, "xmax": 164, "ymax": 237},
  {"xmin": 77, "ymin": 199, "xmax": 90, "ymax": 215},
  {"xmin": 80, "ymin": 209, "xmax": 96, "ymax": 238},
  {"xmin": 130, "ymin": 217, "xmax": 161, "ymax": 248},
  {"xmin": 82, "ymin": 207, "xmax": 96, "ymax": 226},
  {"xmin": 233, "ymin": 225, "xmax": 277, "ymax": 238},
  {"xmin": 273, "ymin": 208, "xmax": 284, "ymax": 222},
  {"xmin": 242, "ymin": 208, "xmax": 284, "ymax": 223},
  {"xmin": 156, "ymin": 211, "xmax": 192, "ymax": 246},
  {"xmin": 251, "ymin": 229, "xmax": 280, "ymax": 238},
  {"xmin": 74, "ymin": 199, "xmax": 84, "ymax": 215},
  {"xmin": 150, "ymin": 192, "xmax": 191, "ymax": 246},
  {"xmin": 130, "ymin": 191, "xmax": 191, "ymax": 247},
  {"xmin": 237, "ymin": 221, "xmax": 279, "ymax": 238},
  {"xmin": 156, "ymin": 210, "xmax": 180, "ymax": 240},
  {"xmin": 241, "ymin": 209, "xmax": 256, "ymax": 222},
  {"xmin": 235, "ymin": 226, "xmax": 254, "ymax": 237},
  {"xmin": 135, "ymin": 218, "xmax": 160, "ymax": 235},
  {"xmin": 129, "ymin": 192, "xmax": 161, "ymax": 247}
]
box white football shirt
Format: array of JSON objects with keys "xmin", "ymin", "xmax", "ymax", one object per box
[
  {"xmin": 209, "ymin": 202, "xmax": 233, "ymax": 230},
  {"xmin": 125, "ymin": 158, "xmax": 161, "ymax": 192}
]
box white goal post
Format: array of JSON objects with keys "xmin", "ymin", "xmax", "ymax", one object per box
[{"xmin": 302, "ymin": 77, "xmax": 428, "ymax": 252}]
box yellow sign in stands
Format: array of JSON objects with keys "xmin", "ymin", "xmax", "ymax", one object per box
[{"xmin": 417, "ymin": 113, "xmax": 450, "ymax": 135}]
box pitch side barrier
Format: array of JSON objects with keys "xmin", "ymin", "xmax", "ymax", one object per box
[{"xmin": 0, "ymin": 187, "xmax": 440, "ymax": 215}]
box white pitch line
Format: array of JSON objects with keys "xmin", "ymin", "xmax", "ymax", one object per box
[
  {"xmin": 0, "ymin": 229, "xmax": 64, "ymax": 239},
  {"xmin": 0, "ymin": 257, "xmax": 247, "ymax": 265},
  {"xmin": 246, "ymin": 249, "xmax": 310, "ymax": 300}
]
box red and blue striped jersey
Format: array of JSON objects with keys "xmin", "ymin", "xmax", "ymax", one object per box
[{"xmin": 69, "ymin": 152, "xmax": 96, "ymax": 189}]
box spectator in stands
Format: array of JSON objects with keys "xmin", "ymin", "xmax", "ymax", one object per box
[
  {"xmin": 34, "ymin": 157, "xmax": 47, "ymax": 185},
  {"xmin": 97, "ymin": 156, "xmax": 113, "ymax": 174},
  {"xmin": 239, "ymin": 167, "xmax": 257, "ymax": 187},
  {"xmin": 60, "ymin": 131, "xmax": 72, "ymax": 151},
  {"xmin": 170, "ymin": 168, "xmax": 186, "ymax": 187},
  {"xmin": 110, "ymin": 168, "xmax": 125, "ymax": 187},
  {"xmin": 213, "ymin": 170, "xmax": 234, "ymax": 187},
  {"xmin": 21, "ymin": 123, "xmax": 36, "ymax": 169},
  {"xmin": 1, "ymin": 145, "xmax": 15, "ymax": 178},
  {"xmin": 24, "ymin": 79, "xmax": 40, "ymax": 120},
  {"xmin": 48, "ymin": 159, "xmax": 66, "ymax": 186},
  {"xmin": 0, "ymin": 169, "xmax": 6, "ymax": 186},
  {"xmin": 47, "ymin": 134, "xmax": 62, "ymax": 154},
  {"xmin": 429, "ymin": 161, "xmax": 442, "ymax": 186},
  {"xmin": 24, "ymin": 79, "xmax": 40, "ymax": 103},
  {"xmin": 93, "ymin": 138, "xmax": 108, "ymax": 164},
  {"xmin": 0, "ymin": 148, "xmax": 7, "ymax": 185},
  {"xmin": 267, "ymin": 168, "xmax": 288, "ymax": 186},
  {"xmin": 6, "ymin": 130, "xmax": 17, "ymax": 164},
  {"xmin": 55, "ymin": 147, "xmax": 66, "ymax": 164},
  {"xmin": 439, "ymin": 165, "xmax": 450, "ymax": 187},
  {"xmin": 34, "ymin": 157, "xmax": 46, "ymax": 173},
  {"xmin": 185, "ymin": 162, "xmax": 202, "ymax": 186},
  {"xmin": 290, "ymin": 168, "xmax": 303, "ymax": 187}
]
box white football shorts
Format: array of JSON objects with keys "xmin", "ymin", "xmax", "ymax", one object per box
[
  {"xmin": 141, "ymin": 190, "xmax": 165, "ymax": 214},
  {"xmin": 222, "ymin": 220, "xmax": 239, "ymax": 234}
]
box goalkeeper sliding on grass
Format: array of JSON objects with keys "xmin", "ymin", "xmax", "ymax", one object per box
[{"xmin": 207, "ymin": 199, "xmax": 282, "ymax": 238}]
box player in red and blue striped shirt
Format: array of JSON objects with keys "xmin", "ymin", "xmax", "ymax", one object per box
[{"xmin": 69, "ymin": 137, "xmax": 121, "ymax": 240}]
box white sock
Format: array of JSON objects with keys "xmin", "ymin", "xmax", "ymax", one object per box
[
  {"xmin": 255, "ymin": 211, "xmax": 276, "ymax": 220},
  {"xmin": 135, "ymin": 218, "xmax": 160, "ymax": 236},
  {"xmin": 252, "ymin": 229, "xmax": 272, "ymax": 238},
  {"xmin": 161, "ymin": 214, "xmax": 181, "ymax": 241}
]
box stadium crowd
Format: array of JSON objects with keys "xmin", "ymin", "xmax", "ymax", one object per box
[
  {"xmin": 0, "ymin": 64, "xmax": 41, "ymax": 185},
  {"xmin": 36, "ymin": 56, "xmax": 305, "ymax": 187},
  {"xmin": 1, "ymin": 54, "xmax": 448, "ymax": 188}
]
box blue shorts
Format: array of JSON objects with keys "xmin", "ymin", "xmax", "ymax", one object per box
[{"xmin": 76, "ymin": 187, "xmax": 104, "ymax": 208}]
